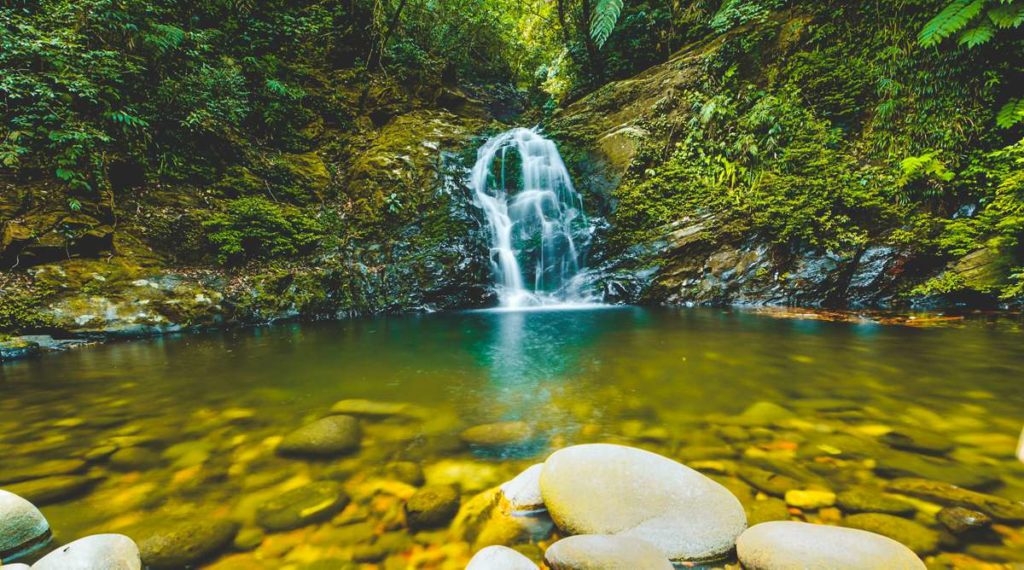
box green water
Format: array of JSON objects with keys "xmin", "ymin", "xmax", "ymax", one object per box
[{"xmin": 2, "ymin": 307, "xmax": 1023, "ymax": 568}]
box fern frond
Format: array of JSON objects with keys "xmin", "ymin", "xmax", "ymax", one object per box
[
  {"xmin": 145, "ymin": 23, "xmax": 186, "ymax": 55},
  {"xmin": 958, "ymin": 22, "xmax": 996, "ymax": 46},
  {"xmin": 987, "ymin": 1, "xmax": 1024, "ymax": 27},
  {"xmin": 996, "ymin": 98, "xmax": 1024, "ymax": 128},
  {"xmin": 918, "ymin": 0, "xmax": 985, "ymax": 47},
  {"xmin": 590, "ymin": 0, "xmax": 624, "ymax": 49}
]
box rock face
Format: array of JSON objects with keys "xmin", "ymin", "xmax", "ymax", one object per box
[
  {"xmin": 465, "ymin": 545, "xmax": 538, "ymax": 570},
  {"xmin": 736, "ymin": 521, "xmax": 926, "ymax": 569},
  {"xmin": 32, "ymin": 534, "xmax": 141, "ymax": 570},
  {"xmin": 0, "ymin": 490, "xmax": 52, "ymax": 562},
  {"xmin": 136, "ymin": 519, "xmax": 239, "ymax": 569},
  {"xmin": 404, "ymin": 485, "xmax": 460, "ymax": 530},
  {"xmin": 539, "ymin": 444, "xmax": 747, "ymax": 562},
  {"xmin": 276, "ymin": 415, "xmax": 361, "ymax": 457},
  {"xmin": 255, "ymin": 482, "xmax": 349, "ymax": 531},
  {"xmin": 544, "ymin": 535, "xmax": 673, "ymax": 570}
]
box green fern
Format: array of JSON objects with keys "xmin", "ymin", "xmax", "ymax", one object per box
[
  {"xmin": 958, "ymin": 22, "xmax": 996, "ymax": 46},
  {"xmin": 590, "ymin": 0, "xmax": 624, "ymax": 49},
  {"xmin": 996, "ymin": 98, "xmax": 1024, "ymax": 128},
  {"xmin": 918, "ymin": 0, "xmax": 986, "ymax": 47},
  {"xmin": 144, "ymin": 23, "xmax": 186, "ymax": 55},
  {"xmin": 987, "ymin": 1, "xmax": 1024, "ymax": 27}
]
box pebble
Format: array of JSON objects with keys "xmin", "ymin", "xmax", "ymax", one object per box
[
  {"xmin": 466, "ymin": 545, "xmax": 538, "ymax": 570},
  {"xmin": 255, "ymin": 481, "xmax": 349, "ymax": 531},
  {"xmin": 736, "ymin": 521, "xmax": 925, "ymax": 569},
  {"xmin": 544, "ymin": 535, "xmax": 673, "ymax": 570},
  {"xmin": 784, "ymin": 490, "xmax": 835, "ymax": 509},
  {"xmin": 0, "ymin": 490, "xmax": 52, "ymax": 563},
  {"xmin": 276, "ymin": 415, "xmax": 361, "ymax": 458},
  {"xmin": 540, "ymin": 444, "xmax": 746, "ymax": 562},
  {"xmin": 404, "ymin": 485, "xmax": 460, "ymax": 530},
  {"xmin": 936, "ymin": 506, "xmax": 992, "ymax": 534},
  {"xmin": 32, "ymin": 534, "xmax": 140, "ymax": 570}
]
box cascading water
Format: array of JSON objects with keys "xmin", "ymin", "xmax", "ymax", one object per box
[{"xmin": 471, "ymin": 127, "xmax": 594, "ymax": 308}]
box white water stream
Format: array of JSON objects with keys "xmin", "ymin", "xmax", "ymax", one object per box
[{"xmin": 470, "ymin": 128, "xmax": 594, "ymax": 308}]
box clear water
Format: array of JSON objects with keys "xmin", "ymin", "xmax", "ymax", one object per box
[{"xmin": 1, "ymin": 308, "xmax": 1023, "ymax": 568}]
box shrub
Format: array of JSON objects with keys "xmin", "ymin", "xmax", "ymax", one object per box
[{"xmin": 203, "ymin": 197, "xmax": 323, "ymax": 265}]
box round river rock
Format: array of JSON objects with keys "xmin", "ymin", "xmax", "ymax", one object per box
[
  {"xmin": 137, "ymin": 519, "xmax": 238, "ymax": 569},
  {"xmin": 466, "ymin": 545, "xmax": 538, "ymax": 570},
  {"xmin": 545, "ymin": 535, "xmax": 673, "ymax": 570},
  {"xmin": 32, "ymin": 533, "xmax": 141, "ymax": 570},
  {"xmin": 736, "ymin": 521, "xmax": 925, "ymax": 569},
  {"xmin": 539, "ymin": 443, "xmax": 747, "ymax": 562},
  {"xmin": 405, "ymin": 485, "xmax": 460, "ymax": 530},
  {"xmin": 256, "ymin": 481, "xmax": 349, "ymax": 531},
  {"xmin": 0, "ymin": 489, "xmax": 52, "ymax": 563}
]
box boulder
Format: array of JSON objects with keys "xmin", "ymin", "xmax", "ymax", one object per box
[
  {"xmin": 0, "ymin": 490, "xmax": 52, "ymax": 563},
  {"xmin": 466, "ymin": 545, "xmax": 538, "ymax": 570},
  {"xmin": 737, "ymin": 521, "xmax": 925, "ymax": 569},
  {"xmin": 404, "ymin": 485, "xmax": 460, "ymax": 530},
  {"xmin": 544, "ymin": 535, "xmax": 673, "ymax": 570},
  {"xmin": 276, "ymin": 415, "xmax": 361, "ymax": 458},
  {"xmin": 136, "ymin": 519, "xmax": 238, "ymax": 569},
  {"xmin": 540, "ymin": 444, "xmax": 746, "ymax": 562},
  {"xmin": 499, "ymin": 464, "xmax": 545, "ymax": 513},
  {"xmin": 255, "ymin": 481, "xmax": 349, "ymax": 531},
  {"xmin": 32, "ymin": 534, "xmax": 140, "ymax": 570}
]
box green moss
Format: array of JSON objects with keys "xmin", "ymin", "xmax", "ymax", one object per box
[{"xmin": 203, "ymin": 197, "xmax": 324, "ymax": 266}]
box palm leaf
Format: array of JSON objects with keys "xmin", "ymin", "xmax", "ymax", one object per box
[
  {"xmin": 996, "ymin": 98, "xmax": 1024, "ymax": 128},
  {"xmin": 918, "ymin": 0, "xmax": 986, "ymax": 47},
  {"xmin": 590, "ymin": 0, "xmax": 624, "ymax": 49}
]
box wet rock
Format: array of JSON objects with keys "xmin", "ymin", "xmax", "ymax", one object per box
[
  {"xmin": 255, "ymin": 481, "xmax": 349, "ymax": 531},
  {"xmin": 0, "ymin": 490, "xmax": 52, "ymax": 563},
  {"xmin": 736, "ymin": 521, "xmax": 925, "ymax": 569},
  {"xmin": 329, "ymin": 399, "xmax": 417, "ymax": 419},
  {"xmin": 137, "ymin": 519, "xmax": 239, "ymax": 569},
  {"xmin": 540, "ymin": 444, "xmax": 746, "ymax": 562},
  {"xmin": 834, "ymin": 487, "xmax": 916, "ymax": 516},
  {"xmin": 384, "ymin": 461, "xmax": 425, "ymax": 486},
  {"xmin": 880, "ymin": 428, "xmax": 954, "ymax": 456},
  {"xmin": 886, "ymin": 478, "xmax": 1024, "ymax": 522},
  {"xmin": 460, "ymin": 421, "xmax": 535, "ymax": 447},
  {"xmin": 0, "ymin": 459, "xmax": 88, "ymax": 485},
  {"xmin": 450, "ymin": 487, "xmax": 553, "ymax": 550},
  {"xmin": 466, "ymin": 545, "xmax": 538, "ymax": 570},
  {"xmin": 784, "ymin": 490, "xmax": 835, "ymax": 510},
  {"xmin": 936, "ymin": 506, "xmax": 992, "ymax": 535},
  {"xmin": 843, "ymin": 513, "xmax": 940, "ymax": 555},
  {"xmin": 424, "ymin": 459, "xmax": 502, "ymax": 493},
  {"xmin": 746, "ymin": 497, "xmax": 790, "ymax": 526},
  {"xmin": 544, "ymin": 535, "xmax": 673, "ymax": 570},
  {"xmin": 109, "ymin": 447, "xmax": 163, "ymax": 471},
  {"xmin": 0, "ymin": 338, "xmax": 40, "ymax": 362},
  {"xmin": 499, "ymin": 464, "xmax": 545, "ymax": 513},
  {"xmin": 231, "ymin": 527, "xmax": 264, "ymax": 551},
  {"xmin": 3, "ymin": 475, "xmax": 97, "ymax": 506},
  {"xmin": 32, "ymin": 534, "xmax": 140, "ymax": 570},
  {"xmin": 737, "ymin": 466, "xmax": 801, "ymax": 497},
  {"xmin": 276, "ymin": 415, "xmax": 361, "ymax": 458},
  {"xmin": 405, "ymin": 485, "xmax": 460, "ymax": 530},
  {"xmin": 874, "ymin": 453, "xmax": 1000, "ymax": 489}
]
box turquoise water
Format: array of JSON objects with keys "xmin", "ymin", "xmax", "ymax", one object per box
[{"xmin": 1, "ymin": 307, "xmax": 1023, "ymax": 568}]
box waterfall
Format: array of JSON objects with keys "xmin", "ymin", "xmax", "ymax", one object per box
[{"xmin": 470, "ymin": 127, "xmax": 594, "ymax": 308}]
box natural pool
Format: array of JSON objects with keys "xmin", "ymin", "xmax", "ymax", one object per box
[{"xmin": 1, "ymin": 307, "xmax": 1023, "ymax": 568}]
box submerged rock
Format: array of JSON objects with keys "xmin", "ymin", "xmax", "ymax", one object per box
[
  {"xmin": 886, "ymin": 478, "xmax": 1024, "ymax": 522},
  {"xmin": 109, "ymin": 447, "xmax": 163, "ymax": 471},
  {"xmin": 540, "ymin": 443, "xmax": 746, "ymax": 562},
  {"xmin": 738, "ymin": 466, "xmax": 801, "ymax": 498},
  {"xmin": 3, "ymin": 475, "xmax": 97, "ymax": 506},
  {"xmin": 784, "ymin": 489, "xmax": 836, "ymax": 510},
  {"xmin": 0, "ymin": 490, "xmax": 52, "ymax": 563},
  {"xmin": 936, "ymin": 506, "xmax": 992, "ymax": 535},
  {"xmin": 745, "ymin": 497, "xmax": 790, "ymax": 526},
  {"xmin": 136, "ymin": 519, "xmax": 238, "ymax": 569},
  {"xmin": 384, "ymin": 461, "xmax": 426, "ymax": 486},
  {"xmin": 843, "ymin": 513, "xmax": 940, "ymax": 556},
  {"xmin": 0, "ymin": 459, "xmax": 87, "ymax": 485},
  {"xmin": 32, "ymin": 534, "xmax": 140, "ymax": 570},
  {"xmin": 736, "ymin": 521, "xmax": 925, "ymax": 569},
  {"xmin": 544, "ymin": 535, "xmax": 673, "ymax": 570},
  {"xmin": 460, "ymin": 421, "xmax": 536, "ymax": 448},
  {"xmin": 276, "ymin": 415, "xmax": 361, "ymax": 458},
  {"xmin": 255, "ymin": 481, "xmax": 349, "ymax": 531},
  {"xmin": 880, "ymin": 428, "xmax": 955, "ymax": 456},
  {"xmin": 404, "ymin": 485, "xmax": 460, "ymax": 530},
  {"xmin": 835, "ymin": 488, "xmax": 917, "ymax": 516},
  {"xmin": 466, "ymin": 545, "xmax": 538, "ymax": 570},
  {"xmin": 329, "ymin": 399, "xmax": 418, "ymax": 419}
]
